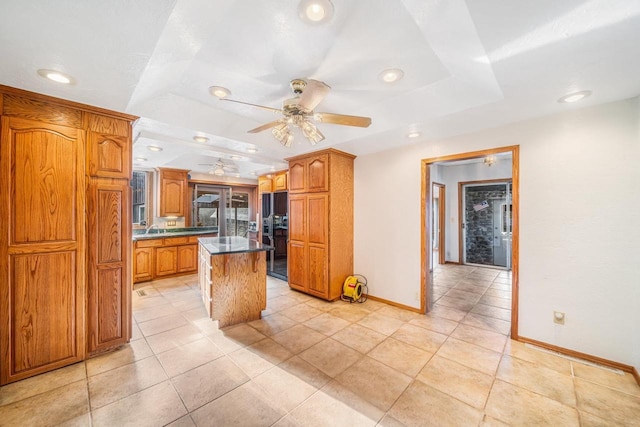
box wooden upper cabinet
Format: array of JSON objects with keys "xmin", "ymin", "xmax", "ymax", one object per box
[
  {"xmin": 87, "ymin": 131, "xmax": 130, "ymax": 178},
  {"xmin": 157, "ymin": 168, "xmax": 189, "ymax": 217},
  {"xmin": 258, "ymin": 176, "xmax": 273, "ymax": 193},
  {"xmin": 288, "ymin": 160, "xmax": 306, "ymax": 193},
  {"xmin": 273, "ymin": 171, "xmax": 288, "ymax": 191},
  {"xmin": 307, "ymin": 154, "xmax": 328, "ymax": 192},
  {"xmin": 286, "ymin": 154, "xmax": 328, "ymax": 193}
]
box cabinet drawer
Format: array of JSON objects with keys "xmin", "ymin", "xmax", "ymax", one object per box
[
  {"xmin": 135, "ymin": 238, "xmax": 163, "ymax": 248},
  {"xmin": 163, "ymin": 236, "xmax": 189, "ymax": 245}
]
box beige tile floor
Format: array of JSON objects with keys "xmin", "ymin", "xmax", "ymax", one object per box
[{"xmin": 1, "ymin": 264, "xmax": 639, "ymax": 426}]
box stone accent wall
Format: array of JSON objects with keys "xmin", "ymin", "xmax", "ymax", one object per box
[{"xmin": 464, "ymin": 184, "xmax": 507, "ymax": 265}]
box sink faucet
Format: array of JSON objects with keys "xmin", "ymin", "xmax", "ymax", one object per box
[{"xmin": 145, "ymin": 224, "xmax": 159, "ymax": 234}]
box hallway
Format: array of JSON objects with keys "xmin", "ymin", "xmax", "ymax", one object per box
[{"xmin": 0, "ymin": 268, "xmax": 638, "ymax": 425}]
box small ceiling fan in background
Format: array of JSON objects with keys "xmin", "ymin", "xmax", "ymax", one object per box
[
  {"xmin": 198, "ymin": 158, "xmax": 239, "ymax": 176},
  {"xmin": 221, "ymin": 79, "xmax": 372, "ymax": 146}
]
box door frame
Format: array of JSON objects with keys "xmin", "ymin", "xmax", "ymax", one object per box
[
  {"xmin": 458, "ymin": 179, "xmax": 512, "ymax": 267},
  {"xmin": 432, "ymin": 182, "xmax": 446, "ymax": 266},
  {"xmin": 421, "ymin": 145, "xmax": 520, "ymax": 339}
]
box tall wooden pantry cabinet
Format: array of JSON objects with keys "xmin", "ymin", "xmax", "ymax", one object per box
[
  {"xmin": 286, "ymin": 149, "xmax": 355, "ymax": 301},
  {"xmin": 0, "ymin": 85, "xmax": 136, "ymax": 385}
]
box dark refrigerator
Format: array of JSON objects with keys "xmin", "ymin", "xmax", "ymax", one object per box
[{"xmin": 262, "ymin": 191, "xmax": 288, "ymax": 280}]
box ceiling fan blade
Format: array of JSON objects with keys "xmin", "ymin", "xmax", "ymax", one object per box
[
  {"xmin": 248, "ymin": 120, "xmax": 284, "ymax": 133},
  {"xmin": 298, "ymin": 79, "xmax": 331, "ymax": 112},
  {"xmin": 220, "ymin": 98, "xmax": 282, "ymax": 113},
  {"xmin": 315, "ymin": 112, "xmax": 372, "ymax": 128}
]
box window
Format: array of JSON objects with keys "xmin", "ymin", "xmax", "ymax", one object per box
[
  {"xmin": 192, "ymin": 185, "xmax": 251, "ymax": 236},
  {"xmin": 228, "ymin": 192, "xmax": 250, "ymax": 236},
  {"xmin": 132, "ymin": 171, "xmax": 148, "ymax": 225}
]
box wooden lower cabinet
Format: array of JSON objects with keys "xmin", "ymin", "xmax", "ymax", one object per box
[
  {"xmin": 178, "ymin": 244, "xmax": 198, "ymax": 272},
  {"xmin": 155, "ymin": 246, "xmax": 178, "ymax": 277},
  {"xmin": 133, "ymin": 234, "xmax": 216, "ymax": 283},
  {"xmin": 133, "ymin": 247, "xmax": 154, "ymax": 282}
]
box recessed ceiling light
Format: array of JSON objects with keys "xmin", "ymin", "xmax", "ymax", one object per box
[
  {"xmin": 134, "ymin": 157, "xmax": 147, "ymax": 162},
  {"xmin": 209, "ymin": 86, "xmax": 231, "ymax": 98},
  {"xmin": 407, "ymin": 132, "xmax": 421, "ymax": 139},
  {"xmin": 37, "ymin": 69, "xmax": 74, "ymax": 84},
  {"xmin": 250, "ymin": 171, "xmax": 257, "ymax": 176},
  {"xmin": 379, "ymin": 68, "xmax": 404, "ymax": 83},
  {"xmin": 230, "ymin": 155, "xmax": 243, "ymax": 160},
  {"xmin": 147, "ymin": 145, "xmax": 163, "ymax": 152},
  {"xmin": 557, "ymin": 90, "xmax": 592, "ymax": 103},
  {"xmin": 298, "ymin": 0, "xmax": 334, "ymax": 24},
  {"xmin": 193, "ymin": 135, "xmax": 209, "ymax": 143},
  {"xmin": 236, "ymin": 174, "xmax": 241, "ymax": 178},
  {"xmin": 247, "ymin": 147, "xmax": 258, "ymax": 153}
]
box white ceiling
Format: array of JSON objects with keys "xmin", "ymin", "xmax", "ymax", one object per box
[{"xmin": 1, "ymin": 0, "xmax": 639, "ymax": 177}]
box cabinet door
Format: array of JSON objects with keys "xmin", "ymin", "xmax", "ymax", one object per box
[
  {"xmin": 288, "ymin": 195, "xmax": 306, "ymax": 291},
  {"xmin": 288, "ymin": 195, "xmax": 306, "ymax": 242},
  {"xmin": 308, "ymin": 246, "xmax": 328, "ymax": 297},
  {"xmin": 133, "ymin": 247, "xmax": 154, "ymax": 282},
  {"xmin": 177, "ymin": 244, "xmax": 198, "ymax": 273},
  {"xmin": 307, "ymin": 195, "xmax": 328, "ymax": 297},
  {"xmin": 288, "ymin": 242, "xmax": 306, "ymax": 292},
  {"xmin": 307, "ymin": 154, "xmax": 328, "ymax": 192},
  {"xmin": 155, "ymin": 246, "xmax": 178, "ymax": 277},
  {"xmin": 258, "ymin": 176, "xmax": 273, "ymax": 193},
  {"xmin": 87, "ymin": 180, "xmax": 131, "ymax": 354},
  {"xmin": 307, "ymin": 195, "xmax": 328, "ymax": 246},
  {"xmin": 158, "ymin": 169, "xmax": 187, "ymax": 217},
  {"xmin": 88, "ymin": 131, "xmax": 130, "ymax": 178},
  {"xmin": 288, "ymin": 160, "xmax": 306, "ymax": 193},
  {"xmin": 273, "ymin": 172, "xmax": 287, "ymax": 191},
  {"xmin": 0, "ymin": 117, "xmax": 86, "ymax": 384}
]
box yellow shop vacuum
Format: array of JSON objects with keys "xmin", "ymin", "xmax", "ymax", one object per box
[{"xmin": 341, "ymin": 274, "xmax": 368, "ymax": 303}]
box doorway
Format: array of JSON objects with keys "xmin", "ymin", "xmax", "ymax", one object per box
[
  {"xmin": 432, "ymin": 182, "xmax": 446, "ymax": 269},
  {"xmin": 421, "ymin": 146, "xmax": 519, "ymax": 339},
  {"xmin": 460, "ymin": 181, "xmax": 512, "ymax": 269}
]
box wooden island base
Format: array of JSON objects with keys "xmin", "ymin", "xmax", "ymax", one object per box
[{"xmin": 198, "ymin": 237, "xmax": 271, "ymax": 328}]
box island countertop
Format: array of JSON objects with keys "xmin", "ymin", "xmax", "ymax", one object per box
[{"xmin": 198, "ymin": 236, "xmax": 273, "ymax": 255}]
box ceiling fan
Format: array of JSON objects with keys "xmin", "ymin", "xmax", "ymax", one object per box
[
  {"xmin": 198, "ymin": 158, "xmax": 239, "ymax": 176},
  {"xmin": 221, "ymin": 79, "xmax": 372, "ymax": 146}
]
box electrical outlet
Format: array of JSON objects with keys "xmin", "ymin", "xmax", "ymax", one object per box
[{"xmin": 553, "ymin": 311, "xmax": 565, "ymax": 325}]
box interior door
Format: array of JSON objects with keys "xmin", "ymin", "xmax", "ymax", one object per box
[{"xmin": 462, "ymin": 182, "xmax": 511, "ymax": 267}]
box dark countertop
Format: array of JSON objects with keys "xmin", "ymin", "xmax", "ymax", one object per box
[
  {"xmin": 198, "ymin": 236, "xmax": 273, "ymax": 255},
  {"xmin": 133, "ymin": 227, "xmax": 218, "ymax": 241}
]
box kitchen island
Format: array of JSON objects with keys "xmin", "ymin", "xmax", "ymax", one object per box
[{"xmin": 198, "ymin": 236, "xmax": 273, "ymax": 328}]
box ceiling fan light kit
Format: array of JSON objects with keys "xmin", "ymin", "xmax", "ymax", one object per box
[{"xmin": 221, "ymin": 78, "xmax": 371, "ymax": 147}]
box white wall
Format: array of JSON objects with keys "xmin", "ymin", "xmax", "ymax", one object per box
[{"xmin": 354, "ymin": 97, "xmax": 640, "ymax": 372}]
